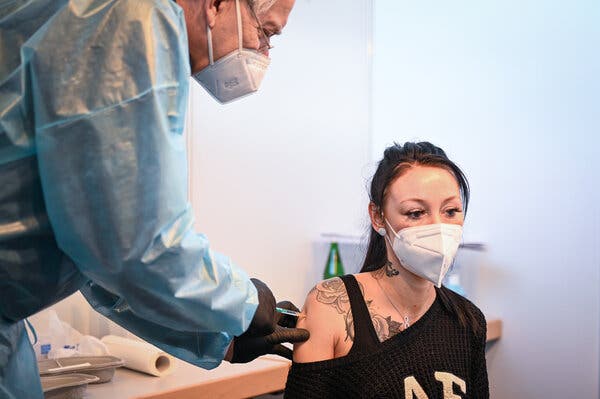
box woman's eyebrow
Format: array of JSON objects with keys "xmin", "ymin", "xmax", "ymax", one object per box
[
  {"xmin": 399, "ymin": 198, "xmax": 427, "ymax": 206},
  {"xmin": 398, "ymin": 196, "xmax": 461, "ymax": 206},
  {"xmin": 441, "ymin": 195, "xmax": 461, "ymax": 205}
]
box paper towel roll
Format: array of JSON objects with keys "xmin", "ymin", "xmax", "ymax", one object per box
[{"xmin": 100, "ymin": 335, "xmax": 175, "ymax": 377}]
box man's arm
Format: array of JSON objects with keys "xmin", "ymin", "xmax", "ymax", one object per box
[{"xmin": 27, "ymin": 0, "xmax": 256, "ymax": 366}]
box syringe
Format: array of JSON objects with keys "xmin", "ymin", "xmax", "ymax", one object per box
[{"xmin": 275, "ymin": 307, "xmax": 302, "ymax": 317}]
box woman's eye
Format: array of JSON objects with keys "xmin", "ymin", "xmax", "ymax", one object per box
[
  {"xmin": 406, "ymin": 210, "xmax": 425, "ymax": 219},
  {"xmin": 445, "ymin": 208, "xmax": 462, "ymax": 217}
]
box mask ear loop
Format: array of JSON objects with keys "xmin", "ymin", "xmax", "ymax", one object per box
[
  {"xmin": 205, "ymin": 0, "xmax": 243, "ymax": 65},
  {"xmin": 206, "ymin": 26, "xmax": 215, "ymax": 65},
  {"xmin": 383, "ymin": 216, "xmax": 403, "ymax": 245},
  {"xmin": 384, "ymin": 228, "xmax": 394, "ymax": 248},
  {"xmin": 235, "ymin": 0, "xmax": 243, "ymax": 52}
]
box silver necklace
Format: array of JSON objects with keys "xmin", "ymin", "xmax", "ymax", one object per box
[{"xmin": 375, "ymin": 277, "xmax": 411, "ymax": 329}]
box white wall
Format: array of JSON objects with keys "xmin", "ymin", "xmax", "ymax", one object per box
[
  {"xmin": 372, "ymin": 1, "xmax": 599, "ymax": 398},
  {"xmin": 186, "ymin": 0, "xmax": 373, "ymax": 304}
]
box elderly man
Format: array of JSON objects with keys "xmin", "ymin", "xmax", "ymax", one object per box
[{"xmin": 0, "ymin": 0, "xmax": 303, "ymax": 397}]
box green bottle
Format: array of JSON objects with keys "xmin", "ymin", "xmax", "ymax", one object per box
[{"xmin": 324, "ymin": 242, "xmax": 345, "ymax": 279}]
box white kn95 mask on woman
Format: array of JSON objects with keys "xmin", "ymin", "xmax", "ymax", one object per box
[
  {"xmin": 193, "ymin": 0, "xmax": 270, "ymax": 104},
  {"xmin": 384, "ymin": 222, "xmax": 463, "ymax": 287}
]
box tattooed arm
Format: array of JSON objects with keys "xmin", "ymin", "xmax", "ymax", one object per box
[{"xmin": 293, "ymin": 277, "xmax": 352, "ymax": 363}]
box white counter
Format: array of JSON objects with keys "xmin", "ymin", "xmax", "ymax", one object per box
[{"xmin": 86, "ymin": 355, "xmax": 291, "ymax": 399}]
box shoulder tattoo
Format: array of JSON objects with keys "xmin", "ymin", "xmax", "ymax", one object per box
[
  {"xmin": 312, "ymin": 278, "xmax": 355, "ymax": 342},
  {"xmin": 312, "ymin": 277, "xmax": 405, "ymax": 343}
]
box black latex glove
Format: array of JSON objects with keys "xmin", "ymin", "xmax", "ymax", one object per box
[
  {"xmin": 245, "ymin": 278, "xmax": 276, "ymax": 336},
  {"xmin": 230, "ymin": 281, "xmax": 309, "ymax": 363},
  {"xmin": 231, "ymin": 324, "xmax": 310, "ymax": 363}
]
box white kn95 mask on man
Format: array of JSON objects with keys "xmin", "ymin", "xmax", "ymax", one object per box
[
  {"xmin": 193, "ymin": 0, "xmax": 270, "ymax": 104},
  {"xmin": 384, "ymin": 222, "xmax": 463, "ymax": 287}
]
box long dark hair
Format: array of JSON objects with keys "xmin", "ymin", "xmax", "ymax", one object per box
[{"xmin": 360, "ymin": 142, "xmax": 480, "ymax": 335}]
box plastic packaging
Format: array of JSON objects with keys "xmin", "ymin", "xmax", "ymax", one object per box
[{"xmin": 26, "ymin": 309, "xmax": 109, "ymax": 360}]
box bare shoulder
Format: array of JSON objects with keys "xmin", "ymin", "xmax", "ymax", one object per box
[
  {"xmin": 304, "ymin": 276, "xmax": 351, "ymax": 314},
  {"xmin": 298, "ymin": 277, "xmax": 351, "ymax": 335},
  {"xmin": 293, "ymin": 277, "xmax": 351, "ymax": 363}
]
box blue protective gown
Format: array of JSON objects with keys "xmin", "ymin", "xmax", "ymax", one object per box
[{"xmin": 0, "ymin": 0, "xmax": 259, "ymax": 397}]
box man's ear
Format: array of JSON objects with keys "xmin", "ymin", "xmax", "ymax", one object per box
[{"xmin": 203, "ymin": 0, "xmax": 222, "ymax": 28}]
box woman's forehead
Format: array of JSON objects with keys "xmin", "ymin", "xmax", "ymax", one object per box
[{"xmin": 386, "ymin": 166, "xmax": 461, "ymax": 203}]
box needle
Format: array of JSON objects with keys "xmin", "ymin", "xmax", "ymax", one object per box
[{"xmin": 275, "ymin": 307, "xmax": 302, "ymax": 317}]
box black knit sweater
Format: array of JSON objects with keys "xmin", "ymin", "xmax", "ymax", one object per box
[{"xmin": 284, "ymin": 275, "xmax": 489, "ymax": 399}]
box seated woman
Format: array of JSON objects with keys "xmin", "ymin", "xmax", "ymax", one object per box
[{"xmin": 285, "ymin": 142, "xmax": 489, "ymax": 398}]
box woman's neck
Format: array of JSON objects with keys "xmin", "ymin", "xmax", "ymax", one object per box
[{"xmin": 377, "ymin": 256, "xmax": 437, "ymax": 316}]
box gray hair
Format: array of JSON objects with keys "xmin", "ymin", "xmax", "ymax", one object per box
[{"xmin": 249, "ymin": 0, "xmax": 277, "ymax": 15}]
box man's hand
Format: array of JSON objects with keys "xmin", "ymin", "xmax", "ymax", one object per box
[
  {"xmin": 230, "ymin": 324, "xmax": 309, "ymax": 363},
  {"xmin": 227, "ymin": 280, "xmax": 309, "ymax": 363},
  {"xmin": 245, "ymin": 278, "xmax": 276, "ymax": 336}
]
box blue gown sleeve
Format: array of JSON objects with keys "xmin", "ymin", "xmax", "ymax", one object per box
[{"xmin": 23, "ymin": 0, "xmax": 257, "ymax": 367}]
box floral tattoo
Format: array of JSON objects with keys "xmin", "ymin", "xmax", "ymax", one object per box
[{"xmin": 313, "ymin": 276, "xmax": 406, "ymax": 343}]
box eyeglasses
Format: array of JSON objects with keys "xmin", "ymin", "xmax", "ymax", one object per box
[{"xmin": 246, "ymin": 2, "xmax": 274, "ymax": 53}]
